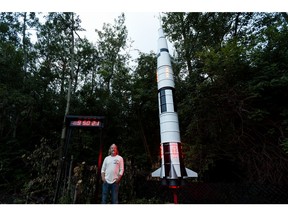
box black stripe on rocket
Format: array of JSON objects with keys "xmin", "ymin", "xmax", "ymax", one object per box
[
  {"xmin": 157, "ymin": 48, "xmax": 169, "ymax": 58},
  {"xmin": 159, "ymin": 87, "xmax": 177, "ymax": 113}
]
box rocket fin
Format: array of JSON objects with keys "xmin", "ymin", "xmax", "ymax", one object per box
[
  {"xmin": 152, "ymin": 166, "xmax": 198, "ymax": 178},
  {"xmin": 185, "ymin": 168, "xmax": 198, "ymax": 178},
  {"xmin": 151, "ymin": 167, "xmax": 161, "ymax": 177}
]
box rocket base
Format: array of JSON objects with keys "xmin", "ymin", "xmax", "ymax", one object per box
[{"xmin": 160, "ymin": 178, "xmax": 187, "ymax": 188}]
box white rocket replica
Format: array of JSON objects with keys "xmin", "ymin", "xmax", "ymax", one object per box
[{"xmin": 152, "ymin": 28, "xmax": 198, "ymax": 186}]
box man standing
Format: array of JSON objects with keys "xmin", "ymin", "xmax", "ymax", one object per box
[{"xmin": 101, "ymin": 143, "xmax": 124, "ymax": 204}]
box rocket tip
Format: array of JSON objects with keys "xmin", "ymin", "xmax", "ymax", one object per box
[
  {"xmin": 157, "ymin": 13, "xmax": 164, "ymax": 37},
  {"xmin": 158, "ymin": 12, "xmax": 162, "ymax": 27}
]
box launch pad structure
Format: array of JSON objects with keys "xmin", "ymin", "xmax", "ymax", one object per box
[{"xmin": 53, "ymin": 115, "xmax": 105, "ymax": 204}]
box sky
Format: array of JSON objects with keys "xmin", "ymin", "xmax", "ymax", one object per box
[
  {"xmin": 5, "ymin": 1, "xmax": 288, "ymax": 46},
  {"xmin": 76, "ymin": 12, "xmax": 166, "ymax": 56},
  {"xmin": 3, "ymin": 0, "xmax": 288, "ymax": 62}
]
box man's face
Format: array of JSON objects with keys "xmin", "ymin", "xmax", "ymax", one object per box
[{"xmin": 110, "ymin": 145, "xmax": 117, "ymax": 156}]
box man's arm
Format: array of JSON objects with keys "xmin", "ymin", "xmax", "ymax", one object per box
[
  {"xmin": 116, "ymin": 157, "xmax": 124, "ymax": 183},
  {"xmin": 101, "ymin": 172, "xmax": 106, "ymax": 182},
  {"xmin": 101, "ymin": 158, "xmax": 106, "ymax": 182}
]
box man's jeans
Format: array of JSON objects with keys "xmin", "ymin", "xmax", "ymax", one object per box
[{"xmin": 101, "ymin": 182, "xmax": 119, "ymax": 204}]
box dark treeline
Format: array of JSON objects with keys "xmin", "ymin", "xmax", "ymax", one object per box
[{"xmin": 0, "ymin": 12, "xmax": 288, "ymax": 203}]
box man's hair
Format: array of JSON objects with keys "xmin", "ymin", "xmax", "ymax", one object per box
[{"xmin": 108, "ymin": 144, "xmax": 118, "ymax": 155}]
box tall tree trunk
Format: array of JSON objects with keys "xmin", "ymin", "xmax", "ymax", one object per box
[
  {"xmin": 54, "ymin": 13, "xmax": 75, "ymax": 203},
  {"xmin": 22, "ymin": 12, "xmax": 27, "ymax": 76},
  {"xmin": 59, "ymin": 13, "xmax": 74, "ymax": 161}
]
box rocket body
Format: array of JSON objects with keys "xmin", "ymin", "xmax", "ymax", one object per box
[{"xmin": 152, "ymin": 28, "xmax": 197, "ymax": 185}]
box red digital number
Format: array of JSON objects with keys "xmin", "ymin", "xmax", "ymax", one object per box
[
  {"xmin": 82, "ymin": 120, "xmax": 91, "ymax": 126},
  {"xmin": 70, "ymin": 119, "xmax": 101, "ymax": 127},
  {"xmin": 91, "ymin": 121, "xmax": 99, "ymax": 126},
  {"xmin": 71, "ymin": 120, "xmax": 82, "ymax": 126}
]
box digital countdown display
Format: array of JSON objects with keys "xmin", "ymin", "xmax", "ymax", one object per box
[
  {"xmin": 66, "ymin": 115, "xmax": 104, "ymax": 128},
  {"xmin": 70, "ymin": 120, "xmax": 100, "ymax": 127}
]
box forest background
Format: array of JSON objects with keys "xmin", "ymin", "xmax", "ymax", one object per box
[{"xmin": 0, "ymin": 12, "xmax": 288, "ymax": 204}]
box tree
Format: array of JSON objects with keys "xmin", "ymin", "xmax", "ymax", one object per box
[
  {"xmin": 0, "ymin": 12, "xmax": 40, "ymax": 194},
  {"xmin": 129, "ymin": 52, "xmax": 159, "ymax": 167}
]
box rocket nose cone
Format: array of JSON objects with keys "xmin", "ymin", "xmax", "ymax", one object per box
[
  {"xmin": 157, "ymin": 28, "xmax": 168, "ymax": 51},
  {"xmin": 158, "ymin": 28, "xmax": 164, "ymax": 38}
]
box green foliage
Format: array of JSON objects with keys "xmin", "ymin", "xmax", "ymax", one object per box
[
  {"xmin": 22, "ymin": 139, "xmax": 58, "ymax": 203},
  {"xmin": 280, "ymin": 138, "xmax": 288, "ymax": 154},
  {"xmin": 163, "ymin": 12, "xmax": 288, "ymax": 184}
]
